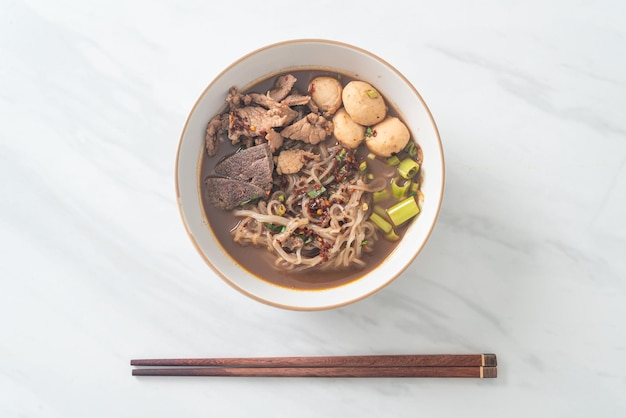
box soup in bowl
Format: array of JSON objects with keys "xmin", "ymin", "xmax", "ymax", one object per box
[{"xmin": 176, "ymin": 39, "xmax": 444, "ymax": 310}]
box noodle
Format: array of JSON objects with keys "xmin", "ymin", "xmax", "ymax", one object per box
[{"xmin": 231, "ymin": 143, "xmax": 383, "ymax": 272}]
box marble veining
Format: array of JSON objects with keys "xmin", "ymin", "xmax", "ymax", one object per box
[{"xmin": 1, "ymin": 0, "xmax": 625, "ymax": 416}]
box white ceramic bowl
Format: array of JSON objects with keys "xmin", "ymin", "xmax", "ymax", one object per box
[{"xmin": 176, "ymin": 39, "xmax": 444, "ymax": 310}]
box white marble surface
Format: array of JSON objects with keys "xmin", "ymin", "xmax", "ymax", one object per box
[{"xmin": 2, "ymin": 0, "xmax": 625, "ymax": 416}]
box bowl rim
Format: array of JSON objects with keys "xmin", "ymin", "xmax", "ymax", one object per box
[{"xmin": 175, "ymin": 38, "xmax": 445, "ymax": 310}]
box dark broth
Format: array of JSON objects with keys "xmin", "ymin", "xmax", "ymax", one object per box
[{"xmin": 200, "ymin": 70, "xmax": 420, "ymax": 290}]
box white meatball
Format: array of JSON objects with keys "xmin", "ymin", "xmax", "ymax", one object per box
[
  {"xmin": 309, "ymin": 77, "xmax": 343, "ymax": 115},
  {"xmin": 341, "ymin": 81, "xmax": 387, "ymax": 126},
  {"xmin": 333, "ymin": 108, "xmax": 365, "ymax": 149},
  {"xmin": 366, "ymin": 117, "xmax": 410, "ymax": 157}
]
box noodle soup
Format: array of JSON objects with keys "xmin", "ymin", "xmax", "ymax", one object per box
[{"xmin": 200, "ymin": 70, "xmax": 423, "ymax": 290}]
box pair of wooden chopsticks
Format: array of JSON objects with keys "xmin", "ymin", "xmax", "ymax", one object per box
[{"xmin": 131, "ymin": 354, "xmax": 497, "ymax": 378}]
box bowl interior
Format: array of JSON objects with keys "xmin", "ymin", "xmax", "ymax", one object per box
[{"xmin": 176, "ymin": 39, "xmax": 444, "ymax": 310}]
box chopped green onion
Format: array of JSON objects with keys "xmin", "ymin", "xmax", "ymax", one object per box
[
  {"xmin": 391, "ymin": 177, "xmax": 411, "ymax": 200},
  {"xmin": 387, "ymin": 155, "xmax": 401, "ymax": 166},
  {"xmin": 365, "ymin": 127, "xmax": 373, "ymax": 138},
  {"xmin": 296, "ymin": 232, "xmax": 314, "ymax": 244},
  {"xmin": 373, "ymin": 189, "xmax": 390, "ymax": 203},
  {"xmin": 264, "ymin": 223, "xmax": 286, "ymax": 233},
  {"xmin": 335, "ymin": 149, "xmax": 346, "ymax": 161},
  {"xmin": 397, "ymin": 158, "xmax": 420, "ymax": 180},
  {"xmin": 365, "ymin": 89, "xmax": 379, "ymax": 99},
  {"xmin": 307, "ymin": 186, "xmax": 326, "ymax": 198},
  {"xmin": 408, "ymin": 182, "xmax": 420, "ymax": 197},
  {"xmin": 277, "ymin": 193, "xmax": 286, "ymax": 202},
  {"xmin": 386, "ymin": 196, "xmax": 420, "ymax": 226},
  {"xmin": 373, "ymin": 204, "xmax": 387, "ymax": 218},
  {"xmin": 367, "ymin": 173, "xmax": 374, "ymax": 180},
  {"xmin": 275, "ymin": 204, "xmax": 286, "ymax": 216},
  {"xmin": 370, "ymin": 212, "xmax": 393, "ymax": 234},
  {"xmin": 367, "ymin": 152, "xmax": 376, "ymax": 160},
  {"xmin": 385, "ymin": 230, "xmax": 401, "ymax": 241},
  {"xmin": 296, "ymin": 231, "xmax": 314, "ymax": 244},
  {"xmin": 359, "ymin": 161, "xmax": 368, "ymax": 173},
  {"xmin": 405, "ymin": 141, "xmax": 417, "ymax": 157},
  {"xmin": 239, "ymin": 195, "xmax": 260, "ymax": 206},
  {"xmin": 361, "ymin": 239, "xmax": 369, "ymax": 246}
]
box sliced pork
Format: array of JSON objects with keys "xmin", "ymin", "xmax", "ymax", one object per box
[
  {"xmin": 280, "ymin": 113, "xmax": 333, "ymax": 144},
  {"xmin": 268, "ymin": 74, "xmax": 297, "ymax": 102}
]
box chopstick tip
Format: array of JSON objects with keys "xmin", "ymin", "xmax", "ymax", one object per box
[
  {"xmin": 482, "ymin": 366, "xmax": 497, "ymax": 378},
  {"xmin": 483, "ymin": 354, "xmax": 497, "ymax": 367}
]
